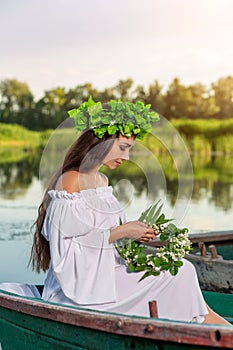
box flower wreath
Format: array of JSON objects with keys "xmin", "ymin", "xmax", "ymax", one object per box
[
  {"xmin": 115, "ymin": 201, "xmax": 192, "ymax": 281},
  {"xmin": 68, "ymin": 96, "xmax": 160, "ymax": 139}
]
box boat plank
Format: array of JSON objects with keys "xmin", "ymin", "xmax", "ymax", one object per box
[
  {"xmin": 147, "ymin": 230, "xmax": 233, "ymax": 248},
  {"xmin": 0, "ymin": 291, "xmax": 233, "ymax": 348}
]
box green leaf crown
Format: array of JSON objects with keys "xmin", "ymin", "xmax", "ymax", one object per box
[{"xmin": 68, "ymin": 97, "xmax": 160, "ymax": 139}]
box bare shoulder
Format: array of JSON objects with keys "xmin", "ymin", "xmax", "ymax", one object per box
[
  {"xmin": 99, "ymin": 172, "xmax": 109, "ymax": 186},
  {"xmin": 56, "ymin": 170, "xmax": 80, "ymax": 193}
]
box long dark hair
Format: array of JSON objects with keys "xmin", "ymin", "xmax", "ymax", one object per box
[{"xmin": 29, "ymin": 129, "xmax": 118, "ymax": 272}]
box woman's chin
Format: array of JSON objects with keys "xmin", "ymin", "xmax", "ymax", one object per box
[
  {"xmin": 104, "ymin": 161, "xmax": 121, "ymax": 169},
  {"xmin": 106, "ymin": 164, "xmax": 117, "ymax": 170}
]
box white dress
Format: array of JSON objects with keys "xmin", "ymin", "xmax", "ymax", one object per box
[
  {"xmin": 0, "ymin": 186, "xmax": 208, "ymax": 322},
  {"xmin": 41, "ymin": 187, "xmax": 208, "ymax": 322}
]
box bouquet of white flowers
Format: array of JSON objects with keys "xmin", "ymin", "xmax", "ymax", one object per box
[{"xmin": 115, "ymin": 201, "xmax": 192, "ymax": 281}]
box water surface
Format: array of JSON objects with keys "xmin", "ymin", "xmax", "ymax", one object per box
[{"xmin": 0, "ymin": 149, "xmax": 232, "ymax": 284}]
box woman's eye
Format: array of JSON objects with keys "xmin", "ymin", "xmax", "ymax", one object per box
[{"xmin": 120, "ymin": 146, "xmax": 126, "ymax": 151}]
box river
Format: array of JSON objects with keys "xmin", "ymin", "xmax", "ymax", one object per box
[{"xmin": 0, "ymin": 147, "xmax": 233, "ymax": 285}]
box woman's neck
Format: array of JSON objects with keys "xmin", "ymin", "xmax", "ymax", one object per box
[{"xmin": 78, "ymin": 170, "xmax": 106, "ymax": 190}]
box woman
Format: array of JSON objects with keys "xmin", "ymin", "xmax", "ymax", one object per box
[{"xmin": 3, "ymin": 99, "xmax": 230, "ymax": 324}]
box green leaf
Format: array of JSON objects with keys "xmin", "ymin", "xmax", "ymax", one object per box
[
  {"xmin": 134, "ymin": 265, "xmax": 147, "ymax": 272},
  {"xmin": 145, "ymin": 203, "xmax": 158, "ymax": 226},
  {"xmin": 151, "ymin": 202, "xmax": 163, "ymax": 223},
  {"xmin": 138, "ymin": 200, "xmax": 160, "ymax": 224},
  {"xmin": 159, "ymin": 233, "xmax": 170, "ymax": 241},
  {"xmin": 132, "ymin": 126, "xmax": 141, "ymax": 135},
  {"xmin": 139, "ymin": 269, "xmax": 160, "ymax": 282},
  {"xmin": 88, "ymin": 102, "xmax": 103, "ymax": 117},
  {"xmin": 128, "ymin": 263, "xmax": 136, "ymax": 272},
  {"xmin": 156, "ymin": 213, "xmax": 173, "ymax": 225},
  {"xmin": 93, "ymin": 126, "xmax": 107, "ymax": 138},
  {"xmin": 136, "ymin": 253, "xmax": 147, "ymax": 264},
  {"xmin": 67, "ymin": 108, "xmax": 78, "ymax": 118},
  {"xmin": 167, "ymin": 223, "xmax": 177, "ymax": 232},
  {"xmin": 169, "ymin": 265, "xmax": 179, "ymax": 276},
  {"xmin": 107, "ymin": 125, "xmax": 118, "ymax": 135},
  {"xmin": 138, "ymin": 204, "xmax": 153, "ymax": 222},
  {"xmin": 137, "ymin": 130, "xmax": 147, "ymax": 139}
]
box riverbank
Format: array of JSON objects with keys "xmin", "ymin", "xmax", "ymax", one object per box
[
  {"xmin": 0, "ymin": 123, "xmax": 52, "ymax": 148},
  {"xmin": 1, "ymin": 119, "xmax": 233, "ymax": 157}
]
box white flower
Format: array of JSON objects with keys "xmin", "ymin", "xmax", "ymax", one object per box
[{"xmin": 115, "ymin": 214, "xmax": 192, "ymax": 279}]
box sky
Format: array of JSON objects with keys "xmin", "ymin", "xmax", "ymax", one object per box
[{"xmin": 1, "ymin": 0, "xmax": 233, "ymax": 99}]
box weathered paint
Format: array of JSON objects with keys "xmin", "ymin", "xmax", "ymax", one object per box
[
  {"xmin": 147, "ymin": 230, "xmax": 233, "ymax": 294},
  {"xmin": 0, "ymin": 305, "xmax": 231, "ymax": 350},
  {"xmin": 0, "ymin": 290, "xmax": 233, "ymax": 349},
  {"xmin": 188, "ymin": 253, "xmax": 233, "ymax": 293}
]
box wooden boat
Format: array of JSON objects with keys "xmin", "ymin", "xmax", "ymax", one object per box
[
  {"xmin": 189, "ymin": 230, "xmax": 233, "ymax": 247},
  {"xmin": 148, "ymin": 230, "xmax": 233, "ymax": 294},
  {"xmin": 147, "ymin": 230, "xmax": 233, "ymax": 248},
  {"xmin": 0, "ymin": 288, "xmax": 233, "ymax": 349}
]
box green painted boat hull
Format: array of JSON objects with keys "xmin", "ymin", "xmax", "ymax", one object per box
[{"xmin": 0, "ymin": 289, "xmax": 233, "ymax": 349}]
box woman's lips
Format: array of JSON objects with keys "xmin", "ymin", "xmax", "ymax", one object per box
[{"xmin": 115, "ymin": 161, "xmax": 122, "ymax": 166}]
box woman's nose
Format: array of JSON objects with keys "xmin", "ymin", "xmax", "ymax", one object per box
[{"xmin": 122, "ymin": 151, "xmax": 129, "ymax": 160}]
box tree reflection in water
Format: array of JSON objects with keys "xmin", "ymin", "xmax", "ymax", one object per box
[
  {"xmin": 0, "ymin": 147, "xmax": 41, "ymax": 199},
  {"xmin": 0, "ymin": 147, "xmax": 232, "ymax": 212}
]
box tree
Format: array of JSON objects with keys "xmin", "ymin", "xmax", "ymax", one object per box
[
  {"xmin": 64, "ymin": 83, "xmax": 100, "ymax": 111},
  {"xmin": 163, "ymin": 79, "xmax": 219, "ymax": 119},
  {"xmin": 113, "ymin": 78, "xmax": 134, "ymax": 101},
  {"xmin": 163, "ymin": 78, "xmax": 190, "ymax": 119},
  {"xmin": 35, "ymin": 87, "xmax": 67, "ymax": 130},
  {"xmin": 186, "ymin": 83, "xmax": 219, "ymax": 119},
  {"xmin": 0, "ymin": 79, "xmax": 34, "ymax": 125},
  {"xmin": 98, "ymin": 87, "xmax": 116, "ymax": 102},
  {"xmin": 147, "ymin": 80, "xmax": 165, "ymax": 115},
  {"xmin": 212, "ymin": 76, "xmax": 233, "ymax": 119},
  {"xmin": 133, "ymin": 85, "xmax": 147, "ymax": 103}
]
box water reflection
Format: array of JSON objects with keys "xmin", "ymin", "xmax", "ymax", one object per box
[
  {"xmin": 1, "ymin": 147, "xmax": 232, "ymax": 285},
  {"xmin": 0, "ymin": 147, "xmax": 42, "ymax": 199},
  {"xmin": 0, "ymin": 148, "xmax": 233, "ymax": 211}
]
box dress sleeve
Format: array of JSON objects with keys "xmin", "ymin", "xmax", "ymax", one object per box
[{"xmin": 42, "ymin": 191, "xmax": 117, "ymax": 304}]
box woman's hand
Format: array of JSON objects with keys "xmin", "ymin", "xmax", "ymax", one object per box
[
  {"xmin": 109, "ymin": 221, "xmax": 157, "ymax": 243},
  {"xmin": 136, "ymin": 231, "xmax": 157, "ymax": 243}
]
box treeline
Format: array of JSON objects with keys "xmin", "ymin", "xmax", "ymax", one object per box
[{"xmin": 0, "ymin": 76, "xmax": 233, "ymax": 131}]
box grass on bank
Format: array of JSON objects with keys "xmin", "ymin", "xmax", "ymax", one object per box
[
  {"xmin": 0, "ymin": 123, "xmax": 47, "ymax": 148},
  {"xmin": 142, "ymin": 118, "xmax": 233, "ymax": 155},
  {"xmin": 1, "ymin": 119, "xmax": 233, "ymax": 155},
  {"xmin": 172, "ymin": 118, "xmax": 233, "ymax": 137}
]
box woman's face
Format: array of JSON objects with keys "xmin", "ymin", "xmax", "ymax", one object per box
[{"xmin": 103, "ymin": 134, "xmax": 135, "ymax": 169}]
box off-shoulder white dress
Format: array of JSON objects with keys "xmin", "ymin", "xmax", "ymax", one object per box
[
  {"xmin": 0, "ymin": 186, "xmax": 208, "ymax": 322},
  {"xmin": 39, "ymin": 186, "xmax": 208, "ymax": 322}
]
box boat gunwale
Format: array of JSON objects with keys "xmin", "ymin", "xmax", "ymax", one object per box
[
  {"xmin": 0, "ymin": 290, "xmax": 233, "ymax": 348},
  {"xmin": 147, "ymin": 230, "xmax": 233, "ymax": 248}
]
